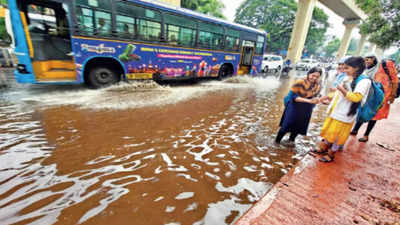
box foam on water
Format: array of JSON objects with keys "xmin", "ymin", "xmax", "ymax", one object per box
[{"xmin": 21, "ymin": 76, "xmax": 281, "ymax": 110}]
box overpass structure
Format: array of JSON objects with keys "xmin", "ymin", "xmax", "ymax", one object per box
[{"xmin": 287, "ymin": 0, "xmax": 368, "ymax": 63}]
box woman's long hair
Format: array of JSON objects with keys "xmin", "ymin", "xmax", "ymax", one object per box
[{"xmin": 345, "ymin": 56, "xmax": 366, "ymax": 116}]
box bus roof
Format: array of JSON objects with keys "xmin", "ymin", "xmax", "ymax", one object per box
[{"xmin": 137, "ymin": 0, "xmax": 267, "ymax": 36}]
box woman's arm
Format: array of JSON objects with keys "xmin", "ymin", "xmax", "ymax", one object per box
[
  {"xmin": 319, "ymin": 95, "xmax": 332, "ymax": 105},
  {"xmin": 294, "ymin": 96, "xmax": 319, "ymax": 104},
  {"xmin": 336, "ymin": 84, "xmax": 348, "ymax": 96}
]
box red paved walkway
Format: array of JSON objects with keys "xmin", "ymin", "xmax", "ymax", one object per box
[{"xmin": 236, "ymin": 102, "xmax": 400, "ymax": 225}]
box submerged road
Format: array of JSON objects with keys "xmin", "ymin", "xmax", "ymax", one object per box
[{"xmin": 0, "ymin": 69, "xmax": 331, "ymax": 225}]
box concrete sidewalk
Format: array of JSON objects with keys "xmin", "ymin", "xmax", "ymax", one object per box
[{"xmin": 235, "ymin": 102, "xmax": 400, "ymax": 225}]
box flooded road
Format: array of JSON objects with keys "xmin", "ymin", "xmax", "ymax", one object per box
[{"xmin": 0, "ymin": 70, "xmax": 330, "ymax": 225}]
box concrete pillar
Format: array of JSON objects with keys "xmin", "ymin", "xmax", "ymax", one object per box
[
  {"xmin": 1, "ymin": 49, "xmax": 10, "ymax": 67},
  {"xmin": 336, "ymin": 19, "xmax": 359, "ymax": 60},
  {"xmin": 375, "ymin": 47, "xmax": 384, "ymax": 58},
  {"xmin": 0, "ymin": 70, "xmax": 7, "ymax": 88},
  {"xmin": 367, "ymin": 43, "xmax": 376, "ymax": 53},
  {"xmin": 355, "ymin": 33, "xmax": 367, "ymax": 56},
  {"xmin": 286, "ymin": 0, "xmax": 317, "ymax": 63}
]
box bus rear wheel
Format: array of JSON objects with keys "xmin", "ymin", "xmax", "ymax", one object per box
[
  {"xmin": 218, "ymin": 64, "xmax": 231, "ymax": 80},
  {"xmin": 88, "ymin": 67, "xmax": 119, "ymax": 88}
]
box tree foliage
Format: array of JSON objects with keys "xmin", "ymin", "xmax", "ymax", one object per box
[
  {"xmin": 323, "ymin": 38, "xmax": 340, "ymax": 58},
  {"xmin": 0, "ymin": 1, "xmax": 11, "ymax": 46},
  {"xmin": 181, "ymin": 0, "xmax": 226, "ymax": 19},
  {"xmin": 234, "ymin": 0, "xmax": 329, "ymax": 55},
  {"xmin": 0, "ymin": 17, "xmax": 11, "ymax": 47},
  {"xmin": 356, "ymin": 0, "xmax": 400, "ymax": 49}
]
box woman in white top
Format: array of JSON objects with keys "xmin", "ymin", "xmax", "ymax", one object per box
[{"xmin": 312, "ymin": 56, "xmax": 371, "ymax": 162}]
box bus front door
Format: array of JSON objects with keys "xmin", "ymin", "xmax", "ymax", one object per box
[
  {"xmin": 239, "ymin": 42, "xmax": 255, "ymax": 75},
  {"xmin": 22, "ymin": 0, "xmax": 76, "ymax": 82}
]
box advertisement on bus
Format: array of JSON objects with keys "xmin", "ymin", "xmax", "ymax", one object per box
[{"xmin": 72, "ymin": 38, "xmax": 261, "ymax": 81}]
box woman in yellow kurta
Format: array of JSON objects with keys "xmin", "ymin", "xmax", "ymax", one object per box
[
  {"xmin": 313, "ymin": 56, "xmax": 371, "ymax": 162},
  {"xmin": 350, "ymin": 59, "xmax": 399, "ymax": 142}
]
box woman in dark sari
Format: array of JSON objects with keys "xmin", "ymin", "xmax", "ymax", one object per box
[{"xmin": 275, "ymin": 67, "xmax": 322, "ymax": 147}]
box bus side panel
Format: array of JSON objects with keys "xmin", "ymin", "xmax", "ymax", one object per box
[
  {"xmin": 252, "ymin": 55, "xmax": 263, "ymax": 75},
  {"xmin": 8, "ymin": 0, "xmax": 36, "ymax": 83},
  {"xmin": 71, "ymin": 37, "xmax": 241, "ymax": 80}
]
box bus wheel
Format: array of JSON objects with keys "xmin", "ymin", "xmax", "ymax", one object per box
[
  {"xmin": 218, "ymin": 64, "xmax": 230, "ymax": 80},
  {"xmin": 88, "ymin": 67, "xmax": 119, "ymax": 88}
]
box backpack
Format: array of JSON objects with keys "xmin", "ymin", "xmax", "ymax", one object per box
[
  {"xmin": 356, "ymin": 75, "xmax": 385, "ymax": 123},
  {"xmin": 381, "ymin": 60, "xmax": 399, "ymax": 98}
]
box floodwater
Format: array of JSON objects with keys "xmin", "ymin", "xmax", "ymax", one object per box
[{"xmin": 0, "ymin": 69, "xmax": 331, "ymax": 225}]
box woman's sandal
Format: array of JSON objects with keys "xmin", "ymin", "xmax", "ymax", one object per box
[
  {"xmin": 319, "ymin": 153, "xmax": 334, "ymax": 163},
  {"xmin": 359, "ymin": 136, "xmax": 369, "ymax": 142},
  {"xmin": 319, "ymin": 150, "xmax": 335, "ymax": 163},
  {"xmin": 311, "ymin": 140, "xmax": 331, "ymax": 155},
  {"xmin": 310, "ymin": 149, "xmax": 328, "ymax": 154}
]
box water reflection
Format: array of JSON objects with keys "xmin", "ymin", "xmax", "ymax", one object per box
[{"xmin": 0, "ymin": 74, "xmax": 330, "ymax": 225}]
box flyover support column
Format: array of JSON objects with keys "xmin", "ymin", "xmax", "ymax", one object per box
[
  {"xmin": 355, "ymin": 33, "xmax": 367, "ymax": 56},
  {"xmin": 286, "ymin": 0, "xmax": 317, "ymax": 64},
  {"xmin": 375, "ymin": 47, "xmax": 384, "ymax": 58},
  {"xmin": 367, "ymin": 43, "xmax": 376, "ymax": 53},
  {"xmin": 1, "ymin": 49, "xmax": 10, "ymax": 67},
  {"xmin": 336, "ymin": 19, "xmax": 359, "ymax": 60}
]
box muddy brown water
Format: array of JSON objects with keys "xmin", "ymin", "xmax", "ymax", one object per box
[{"xmin": 0, "ymin": 70, "xmax": 331, "ymax": 225}]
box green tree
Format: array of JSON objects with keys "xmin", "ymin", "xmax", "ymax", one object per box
[
  {"xmin": 234, "ymin": 0, "xmax": 328, "ymax": 55},
  {"xmin": 356, "ymin": 0, "xmax": 400, "ymax": 49},
  {"xmin": 181, "ymin": 0, "xmax": 226, "ymax": 19},
  {"xmin": 323, "ymin": 38, "xmax": 341, "ymax": 58},
  {"xmin": 0, "ymin": 17, "xmax": 11, "ymax": 47},
  {"xmin": 0, "ymin": 1, "xmax": 11, "ymax": 46}
]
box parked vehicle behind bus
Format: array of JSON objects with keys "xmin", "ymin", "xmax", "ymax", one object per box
[
  {"xmin": 295, "ymin": 58, "xmax": 318, "ymax": 71},
  {"xmin": 261, "ymin": 54, "xmax": 283, "ymax": 73},
  {"xmin": 8, "ymin": 0, "xmax": 267, "ymax": 88}
]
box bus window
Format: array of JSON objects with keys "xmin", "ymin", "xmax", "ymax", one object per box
[
  {"xmin": 199, "ymin": 22, "xmax": 224, "ymax": 49},
  {"xmin": 165, "ymin": 13, "xmax": 196, "ymax": 47},
  {"xmin": 115, "ymin": 2, "xmax": 161, "ymax": 41},
  {"xmin": 94, "ymin": 11, "xmax": 111, "ymax": 36},
  {"xmin": 226, "ymin": 36, "xmax": 240, "ymax": 51},
  {"xmin": 27, "ymin": 5, "xmax": 56, "ymax": 35},
  {"xmin": 76, "ymin": 7, "xmax": 94, "ymax": 35},
  {"xmin": 179, "ymin": 27, "xmax": 196, "ymax": 47},
  {"xmin": 212, "ymin": 33, "xmax": 223, "ymax": 49},
  {"xmin": 137, "ymin": 19, "xmax": 161, "ymax": 41},
  {"xmin": 116, "ymin": 15, "xmax": 135, "ymax": 39},
  {"xmin": 76, "ymin": 0, "xmax": 111, "ymax": 9},
  {"xmin": 167, "ymin": 24, "xmax": 179, "ymax": 45},
  {"xmin": 198, "ymin": 31, "xmax": 212, "ymax": 49},
  {"xmin": 76, "ymin": 0, "xmax": 112, "ymax": 37},
  {"xmin": 256, "ymin": 35, "xmax": 265, "ymax": 55},
  {"xmin": 226, "ymin": 28, "xmax": 240, "ymax": 51}
]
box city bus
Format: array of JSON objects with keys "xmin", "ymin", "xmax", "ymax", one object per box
[{"xmin": 8, "ymin": 0, "xmax": 267, "ymax": 88}]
